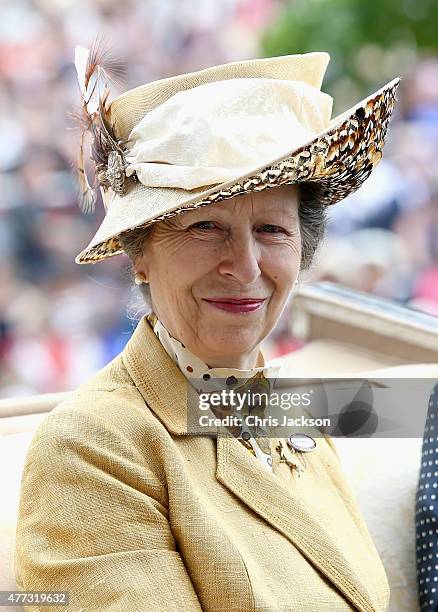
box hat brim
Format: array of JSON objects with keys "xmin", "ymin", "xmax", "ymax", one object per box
[{"xmin": 75, "ymin": 77, "xmax": 400, "ymax": 264}]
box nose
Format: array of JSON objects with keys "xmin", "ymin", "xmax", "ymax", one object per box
[{"xmin": 217, "ymin": 228, "xmax": 262, "ymax": 285}]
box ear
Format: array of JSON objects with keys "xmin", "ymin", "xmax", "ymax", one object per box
[{"xmin": 132, "ymin": 253, "xmax": 150, "ymax": 279}]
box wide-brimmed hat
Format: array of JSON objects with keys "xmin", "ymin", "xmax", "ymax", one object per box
[{"xmin": 73, "ymin": 49, "xmax": 400, "ymax": 264}]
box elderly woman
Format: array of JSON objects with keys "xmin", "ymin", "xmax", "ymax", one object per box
[{"xmin": 14, "ymin": 50, "xmax": 399, "ymax": 611}]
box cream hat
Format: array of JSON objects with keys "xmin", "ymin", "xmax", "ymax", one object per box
[{"xmin": 73, "ymin": 49, "xmax": 400, "ymax": 264}]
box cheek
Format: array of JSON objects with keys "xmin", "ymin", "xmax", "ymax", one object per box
[
  {"xmin": 149, "ymin": 245, "xmax": 217, "ymax": 301},
  {"xmin": 264, "ymin": 243, "xmax": 301, "ymax": 291},
  {"xmin": 170, "ymin": 242, "xmax": 221, "ymax": 284}
]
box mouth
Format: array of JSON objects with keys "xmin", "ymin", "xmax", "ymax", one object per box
[{"xmin": 203, "ymin": 297, "xmax": 267, "ymax": 314}]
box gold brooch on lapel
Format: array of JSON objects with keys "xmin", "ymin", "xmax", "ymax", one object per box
[
  {"xmin": 275, "ymin": 434, "xmax": 317, "ymax": 477},
  {"xmin": 275, "ymin": 441, "xmax": 305, "ymax": 477}
]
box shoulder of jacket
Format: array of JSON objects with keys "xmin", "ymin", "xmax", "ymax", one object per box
[{"xmin": 28, "ymin": 354, "xmax": 167, "ymax": 453}]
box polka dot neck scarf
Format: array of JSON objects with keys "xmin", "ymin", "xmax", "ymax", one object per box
[{"xmin": 146, "ymin": 311, "xmax": 282, "ymax": 471}]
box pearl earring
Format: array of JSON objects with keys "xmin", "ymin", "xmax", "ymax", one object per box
[{"xmin": 134, "ymin": 272, "xmax": 148, "ymax": 285}]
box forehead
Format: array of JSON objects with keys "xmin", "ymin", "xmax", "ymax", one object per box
[{"xmin": 178, "ymin": 186, "xmax": 299, "ymax": 222}]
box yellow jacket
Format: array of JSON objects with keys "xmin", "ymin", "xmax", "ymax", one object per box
[{"xmin": 14, "ymin": 316, "xmax": 390, "ymax": 611}]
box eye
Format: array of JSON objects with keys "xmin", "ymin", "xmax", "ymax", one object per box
[
  {"xmin": 257, "ymin": 224, "xmax": 286, "ymax": 234},
  {"xmin": 190, "ymin": 221, "xmax": 217, "ymax": 230}
]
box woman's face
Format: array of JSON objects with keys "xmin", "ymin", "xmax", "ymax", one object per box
[{"xmin": 135, "ymin": 184, "xmax": 301, "ymax": 368}]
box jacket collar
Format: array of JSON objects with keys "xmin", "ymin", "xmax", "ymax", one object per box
[{"xmin": 122, "ymin": 316, "xmax": 386, "ymax": 612}]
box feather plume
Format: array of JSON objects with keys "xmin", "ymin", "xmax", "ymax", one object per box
[{"xmin": 73, "ymin": 37, "xmax": 126, "ymax": 214}]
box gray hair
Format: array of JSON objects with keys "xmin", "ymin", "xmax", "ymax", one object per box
[
  {"xmin": 118, "ymin": 183, "xmax": 328, "ymax": 314},
  {"xmin": 119, "ymin": 224, "xmax": 155, "ymax": 313}
]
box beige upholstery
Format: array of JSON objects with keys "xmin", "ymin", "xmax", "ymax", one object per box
[
  {"xmin": 290, "ymin": 282, "xmax": 438, "ymax": 364},
  {"xmin": 280, "ymin": 338, "xmax": 400, "ymax": 374},
  {"xmin": 2, "ymin": 283, "xmax": 437, "ymax": 611}
]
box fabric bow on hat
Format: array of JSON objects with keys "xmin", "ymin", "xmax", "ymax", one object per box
[{"xmin": 123, "ymin": 77, "xmax": 333, "ymax": 190}]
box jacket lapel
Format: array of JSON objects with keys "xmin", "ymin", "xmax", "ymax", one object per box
[
  {"xmin": 122, "ymin": 317, "xmax": 379, "ymax": 612},
  {"xmin": 216, "ymin": 435, "xmax": 377, "ymax": 612}
]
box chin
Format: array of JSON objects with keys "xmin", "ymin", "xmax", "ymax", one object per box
[{"xmin": 202, "ymin": 328, "xmax": 263, "ymax": 354}]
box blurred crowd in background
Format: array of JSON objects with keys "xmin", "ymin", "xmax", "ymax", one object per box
[{"xmin": 0, "ymin": 0, "xmax": 437, "ymax": 397}]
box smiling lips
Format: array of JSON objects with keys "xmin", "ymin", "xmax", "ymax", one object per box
[{"xmin": 203, "ymin": 297, "xmax": 267, "ymax": 314}]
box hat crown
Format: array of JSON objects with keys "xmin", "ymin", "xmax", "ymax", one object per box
[
  {"xmin": 109, "ymin": 52, "xmax": 331, "ymax": 141},
  {"xmin": 124, "ymin": 77, "xmax": 333, "ymax": 190}
]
